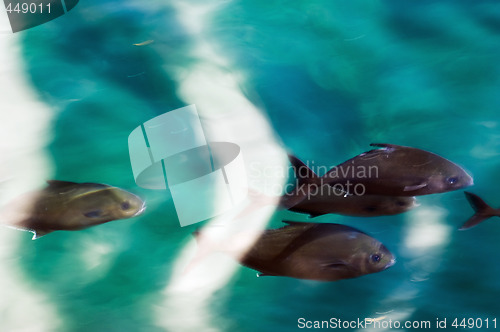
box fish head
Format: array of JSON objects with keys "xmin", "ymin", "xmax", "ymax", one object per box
[
  {"xmin": 409, "ymin": 151, "xmax": 474, "ymax": 194},
  {"xmin": 105, "ymin": 187, "xmax": 147, "ymax": 219},
  {"xmin": 329, "ymin": 234, "xmax": 395, "ymax": 277},
  {"xmin": 365, "ymin": 144, "xmax": 473, "ymax": 195},
  {"xmin": 60, "ymin": 185, "xmax": 146, "ymax": 229},
  {"xmin": 426, "ymin": 165, "xmax": 474, "ymax": 194},
  {"xmin": 307, "ymin": 226, "xmax": 395, "ymax": 281},
  {"xmin": 358, "ymin": 241, "xmax": 396, "ymax": 274}
]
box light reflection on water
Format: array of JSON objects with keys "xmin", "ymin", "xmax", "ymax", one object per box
[
  {"xmin": 1, "ymin": 0, "xmax": 499, "ymax": 331},
  {"xmin": 0, "ymin": 13, "xmax": 58, "ymax": 331}
]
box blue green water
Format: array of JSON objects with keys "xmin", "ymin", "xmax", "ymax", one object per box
[{"xmin": 7, "ymin": 0, "xmax": 500, "ymax": 331}]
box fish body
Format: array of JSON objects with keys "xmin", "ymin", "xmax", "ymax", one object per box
[
  {"xmin": 240, "ymin": 221, "xmax": 395, "ymax": 281},
  {"xmin": 289, "ymin": 144, "xmax": 472, "ymax": 197},
  {"xmin": 326, "ymin": 143, "xmax": 473, "ymax": 196},
  {"xmin": 282, "ymin": 153, "xmax": 417, "ymax": 217},
  {"xmin": 1, "ymin": 180, "xmax": 146, "ymax": 239},
  {"xmin": 460, "ymin": 192, "xmax": 500, "ymax": 230}
]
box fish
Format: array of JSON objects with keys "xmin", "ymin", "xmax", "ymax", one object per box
[
  {"xmin": 240, "ymin": 221, "xmax": 395, "ymax": 281},
  {"xmin": 292, "ymin": 144, "xmax": 473, "ymax": 197},
  {"xmin": 243, "ymin": 186, "xmax": 416, "ymax": 219},
  {"xmin": 288, "ymin": 191, "xmax": 418, "ymax": 217},
  {"xmin": 0, "ymin": 180, "xmax": 146, "ymax": 239},
  {"xmin": 281, "ymin": 155, "xmax": 418, "ymax": 217},
  {"xmin": 459, "ymin": 192, "xmax": 500, "ymax": 230}
]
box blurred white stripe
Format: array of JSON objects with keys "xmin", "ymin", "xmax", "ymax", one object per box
[
  {"xmin": 0, "ymin": 6, "xmax": 59, "ymax": 331},
  {"xmin": 155, "ymin": 2, "xmax": 286, "ymax": 332}
]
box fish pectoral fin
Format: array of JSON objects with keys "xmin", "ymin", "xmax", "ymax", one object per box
[
  {"xmin": 403, "ymin": 183, "xmax": 428, "ymax": 192},
  {"xmin": 31, "ymin": 229, "xmax": 53, "ymax": 240},
  {"xmin": 321, "ymin": 261, "xmax": 347, "ymax": 270}
]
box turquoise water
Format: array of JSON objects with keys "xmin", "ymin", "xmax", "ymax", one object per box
[{"xmin": 4, "ymin": 0, "xmax": 500, "ymax": 331}]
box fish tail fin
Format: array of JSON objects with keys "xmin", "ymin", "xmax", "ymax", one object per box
[
  {"xmin": 280, "ymin": 154, "xmax": 318, "ymax": 209},
  {"xmin": 459, "ymin": 215, "xmax": 489, "ymax": 231},
  {"xmin": 459, "ymin": 192, "xmax": 496, "ymax": 230},
  {"xmin": 288, "ymin": 154, "xmax": 318, "ymax": 185}
]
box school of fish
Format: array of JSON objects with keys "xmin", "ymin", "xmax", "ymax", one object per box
[
  {"xmin": 242, "ymin": 143, "xmax": 478, "ymax": 281},
  {"xmin": 0, "ymin": 142, "xmax": 492, "ymax": 283}
]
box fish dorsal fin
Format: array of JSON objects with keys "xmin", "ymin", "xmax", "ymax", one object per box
[
  {"xmin": 369, "ymin": 143, "xmax": 401, "ymax": 150},
  {"xmin": 341, "ymin": 143, "xmax": 398, "ymax": 162},
  {"xmin": 31, "ymin": 229, "xmax": 53, "ymax": 240},
  {"xmin": 46, "ymin": 180, "xmax": 78, "ymax": 189},
  {"xmin": 288, "ymin": 154, "xmax": 318, "ymax": 185}
]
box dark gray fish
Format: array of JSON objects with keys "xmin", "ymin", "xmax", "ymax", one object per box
[
  {"xmin": 460, "ymin": 192, "xmax": 500, "ymax": 230},
  {"xmin": 240, "ymin": 221, "xmax": 395, "ymax": 281},
  {"xmin": 282, "ymin": 155, "xmax": 418, "ymax": 217},
  {"xmin": 289, "ymin": 191, "xmax": 418, "ymax": 217},
  {"xmin": 1, "ymin": 180, "xmax": 146, "ymax": 239},
  {"xmin": 311, "ymin": 143, "xmax": 472, "ymax": 196}
]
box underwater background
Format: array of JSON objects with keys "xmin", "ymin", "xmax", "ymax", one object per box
[{"xmin": 1, "ymin": 0, "xmax": 500, "ymax": 331}]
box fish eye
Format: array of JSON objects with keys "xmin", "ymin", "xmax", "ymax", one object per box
[
  {"xmin": 121, "ymin": 201, "xmax": 131, "ymax": 210},
  {"xmin": 446, "ymin": 176, "xmax": 459, "ymax": 185},
  {"xmin": 396, "ymin": 200, "xmax": 407, "ymax": 207},
  {"xmin": 84, "ymin": 210, "xmax": 103, "ymax": 218},
  {"xmin": 370, "ymin": 254, "xmax": 381, "ymax": 263}
]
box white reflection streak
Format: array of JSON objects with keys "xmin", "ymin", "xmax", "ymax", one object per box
[
  {"xmin": 0, "ymin": 9, "xmax": 59, "ymax": 332},
  {"xmin": 156, "ymin": 2, "xmax": 286, "ymax": 332},
  {"xmin": 402, "ymin": 206, "xmax": 451, "ymax": 272},
  {"xmin": 366, "ymin": 206, "xmax": 451, "ymax": 332}
]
